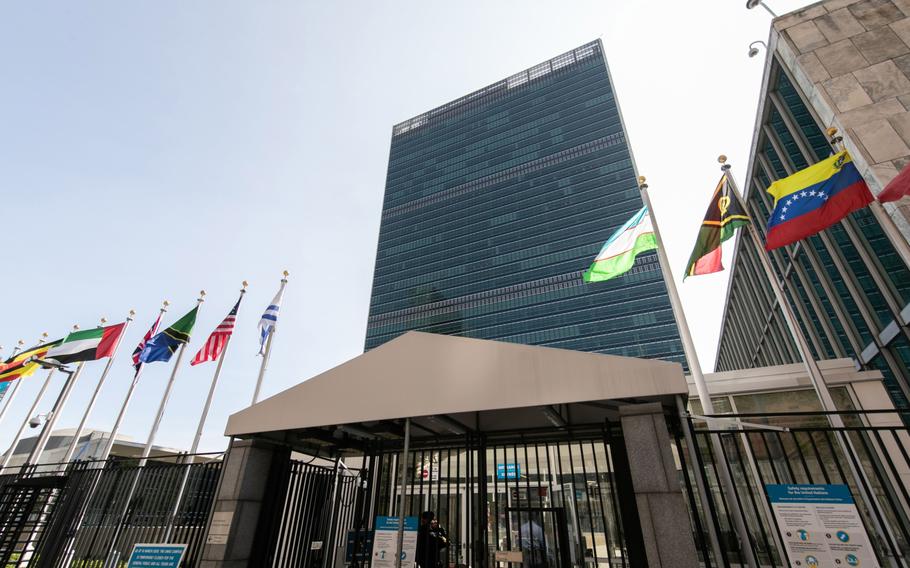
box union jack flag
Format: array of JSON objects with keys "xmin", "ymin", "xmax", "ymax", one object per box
[
  {"xmin": 191, "ymin": 296, "xmax": 242, "ymax": 366},
  {"xmin": 133, "ymin": 313, "xmax": 163, "ymax": 374}
]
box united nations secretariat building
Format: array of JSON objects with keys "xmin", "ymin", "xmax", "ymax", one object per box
[{"xmin": 3, "ymin": 1, "xmax": 910, "ymax": 567}]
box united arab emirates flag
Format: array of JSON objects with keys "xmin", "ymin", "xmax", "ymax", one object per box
[
  {"xmin": 46, "ymin": 323, "xmax": 126, "ymax": 365},
  {"xmin": 684, "ymin": 176, "xmax": 750, "ymax": 279}
]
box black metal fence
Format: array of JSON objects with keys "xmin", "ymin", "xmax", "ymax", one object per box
[
  {"xmin": 675, "ymin": 409, "xmax": 910, "ymax": 567},
  {"xmin": 254, "ymin": 426, "xmax": 637, "ymax": 568},
  {"xmin": 0, "ymin": 454, "xmax": 222, "ymax": 567}
]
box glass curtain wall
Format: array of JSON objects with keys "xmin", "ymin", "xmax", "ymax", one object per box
[{"xmin": 715, "ymin": 57, "xmax": 910, "ymax": 410}]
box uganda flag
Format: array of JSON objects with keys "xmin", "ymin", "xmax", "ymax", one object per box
[
  {"xmin": 0, "ymin": 339, "xmax": 63, "ymax": 382},
  {"xmin": 46, "ymin": 323, "xmax": 126, "ymax": 365},
  {"xmin": 684, "ymin": 176, "xmax": 750, "ymax": 279}
]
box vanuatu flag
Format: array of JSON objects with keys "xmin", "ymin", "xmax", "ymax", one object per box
[
  {"xmin": 765, "ymin": 150, "xmax": 873, "ymax": 251},
  {"xmin": 583, "ymin": 207, "xmax": 657, "ymax": 283},
  {"xmin": 0, "ymin": 339, "xmax": 63, "ymax": 382},
  {"xmin": 684, "ymin": 176, "xmax": 750, "ymax": 279},
  {"xmin": 46, "ymin": 323, "xmax": 126, "ymax": 365},
  {"xmin": 139, "ymin": 306, "xmax": 198, "ymax": 364}
]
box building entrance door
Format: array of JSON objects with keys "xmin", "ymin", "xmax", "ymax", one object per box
[{"xmin": 505, "ymin": 507, "xmax": 571, "ymax": 568}]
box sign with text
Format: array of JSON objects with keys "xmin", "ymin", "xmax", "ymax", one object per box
[
  {"xmin": 126, "ymin": 544, "xmax": 187, "ymax": 568},
  {"xmin": 372, "ymin": 516, "xmax": 418, "ymax": 568},
  {"xmin": 496, "ymin": 463, "xmax": 520, "ymax": 480},
  {"xmin": 767, "ymin": 484, "xmax": 878, "ymax": 567}
]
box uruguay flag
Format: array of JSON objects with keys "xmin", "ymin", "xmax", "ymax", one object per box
[
  {"xmin": 259, "ymin": 281, "xmax": 286, "ymax": 355},
  {"xmin": 139, "ymin": 306, "xmax": 198, "ymax": 364}
]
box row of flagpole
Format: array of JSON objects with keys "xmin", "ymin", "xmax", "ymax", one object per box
[
  {"xmin": 617, "ymin": 125, "xmax": 909, "ymax": 565},
  {"xmin": 0, "ymin": 271, "xmax": 290, "ymax": 470}
]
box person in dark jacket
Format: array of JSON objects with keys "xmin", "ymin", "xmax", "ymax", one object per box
[{"xmin": 416, "ymin": 511, "xmax": 448, "ymax": 568}]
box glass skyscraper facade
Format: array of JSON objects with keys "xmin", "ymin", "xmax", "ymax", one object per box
[
  {"xmin": 715, "ymin": 57, "xmax": 910, "ymax": 410},
  {"xmin": 365, "ymin": 40, "xmax": 685, "ymax": 367}
]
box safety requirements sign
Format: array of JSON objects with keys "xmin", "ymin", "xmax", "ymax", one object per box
[
  {"xmin": 372, "ymin": 516, "xmax": 418, "ymax": 568},
  {"xmin": 766, "ymin": 484, "xmax": 878, "ymax": 567}
]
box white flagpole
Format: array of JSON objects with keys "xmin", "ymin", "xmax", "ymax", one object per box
[
  {"xmin": 190, "ymin": 282, "xmax": 246, "ymax": 456},
  {"xmin": 101, "ymin": 292, "xmax": 205, "ymax": 568},
  {"xmin": 25, "ymin": 356, "xmax": 86, "ymax": 467},
  {"xmin": 98, "ymin": 301, "xmax": 168, "ymax": 462},
  {"xmin": 61, "ymin": 311, "xmax": 135, "ymax": 464},
  {"xmin": 0, "ymin": 340, "xmax": 27, "ymax": 431},
  {"xmin": 139, "ymin": 291, "xmax": 205, "ymax": 467},
  {"xmin": 1, "ymin": 335, "xmax": 51, "ymax": 469},
  {"xmin": 637, "ymin": 176, "xmax": 760, "ymax": 568},
  {"xmin": 164, "ymin": 283, "xmax": 247, "ymax": 540},
  {"xmin": 722, "ymin": 157, "xmax": 902, "ymax": 557},
  {"xmin": 252, "ymin": 271, "xmax": 288, "ymax": 405}
]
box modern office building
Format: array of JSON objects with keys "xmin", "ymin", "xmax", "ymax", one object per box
[
  {"xmin": 365, "ymin": 40, "xmax": 685, "ymax": 367},
  {"xmin": 715, "ymin": 0, "xmax": 910, "ymax": 409}
]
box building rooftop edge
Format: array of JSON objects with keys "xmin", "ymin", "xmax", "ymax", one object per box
[{"xmin": 391, "ymin": 39, "xmax": 604, "ymax": 137}]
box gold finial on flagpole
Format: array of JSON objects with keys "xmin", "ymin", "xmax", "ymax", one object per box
[
  {"xmin": 827, "ymin": 126, "xmax": 844, "ymax": 150},
  {"xmin": 198, "ymin": 290, "xmax": 206, "ymax": 303},
  {"xmin": 638, "ymin": 175, "xmax": 648, "ymax": 190},
  {"xmin": 100, "ymin": 317, "xmax": 108, "ymax": 326},
  {"xmin": 282, "ymin": 270, "xmax": 289, "ymax": 283},
  {"xmin": 241, "ymin": 280, "xmax": 249, "ymax": 295},
  {"xmin": 718, "ymin": 154, "xmax": 728, "ymax": 165},
  {"xmin": 19, "ymin": 339, "xmax": 27, "ymax": 346},
  {"xmin": 72, "ymin": 324, "xmax": 80, "ymax": 332},
  {"xmin": 128, "ymin": 309, "xmax": 136, "ymax": 321}
]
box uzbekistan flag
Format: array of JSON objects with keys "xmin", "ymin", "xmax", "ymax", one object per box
[
  {"xmin": 583, "ymin": 206, "xmax": 657, "ymax": 283},
  {"xmin": 0, "ymin": 339, "xmax": 62, "ymax": 382},
  {"xmin": 46, "ymin": 323, "xmax": 126, "ymax": 365},
  {"xmin": 765, "ymin": 151, "xmax": 873, "ymax": 251}
]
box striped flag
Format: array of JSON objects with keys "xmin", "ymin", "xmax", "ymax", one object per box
[
  {"xmin": 258, "ymin": 282, "xmax": 285, "ymax": 355},
  {"xmin": 191, "ymin": 296, "xmax": 242, "ymax": 366},
  {"xmin": 133, "ymin": 313, "xmax": 163, "ymax": 373}
]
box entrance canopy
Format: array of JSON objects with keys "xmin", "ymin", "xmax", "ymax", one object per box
[{"xmin": 226, "ymin": 332, "xmax": 687, "ymax": 453}]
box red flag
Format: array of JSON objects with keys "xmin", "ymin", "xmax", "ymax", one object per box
[{"xmin": 878, "ymin": 162, "xmax": 910, "ymax": 203}]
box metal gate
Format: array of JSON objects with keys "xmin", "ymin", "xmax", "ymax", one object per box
[
  {"xmin": 256, "ymin": 425, "xmax": 639, "ymax": 568},
  {"xmin": 675, "ymin": 409, "xmax": 910, "ymax": 567}
]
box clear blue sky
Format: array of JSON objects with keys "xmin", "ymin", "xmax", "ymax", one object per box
[{"xmin": 0, "ymin": 0, "xmax": 811, "ymax": 454}]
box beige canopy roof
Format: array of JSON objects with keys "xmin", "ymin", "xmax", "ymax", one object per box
[{"xmin": 226, "ymin": 332, "xmax": 686, "ymax": 448}]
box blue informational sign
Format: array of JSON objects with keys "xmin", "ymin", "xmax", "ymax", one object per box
[
  {"xmin": 375, "ymin": 516, "xmax": 418, "ymax": 531},
  {"xmin": 127, "ymin": 544, "xmax": 187, "ymax": 568},
  {"xmin": 766, "ymin": 483, "xmax": 854, "ymax": 504},
  {"xmin": 765, "ymin": 484, "xmax": 878, "ymax": 567},
  {"xmin": 496, "ymin": 463, "xmax": 521, "ymax": 480}
]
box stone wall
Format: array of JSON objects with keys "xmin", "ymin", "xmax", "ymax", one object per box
[{"xmin": 772, "ymin": 0, "xmax": 910, "ymax": 236}]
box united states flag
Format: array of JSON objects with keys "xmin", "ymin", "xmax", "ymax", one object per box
[
  {"xmin": 132, "ymin": 313, "xmax": 163, "ymax": 374},
  {"xmin": 191, "ymin": 297, "xmax": 242, "ymax": 366}
]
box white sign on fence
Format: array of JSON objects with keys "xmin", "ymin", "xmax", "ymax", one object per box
[{"xmin": 372, "ymin": 516, "xmax": 418, "ymax": 568}]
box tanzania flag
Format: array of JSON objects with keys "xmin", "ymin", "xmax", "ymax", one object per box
[
  {"xmin": 0, "ymin": 339, "xmax": 62, "ymax": 382},
  {"xmin": 684, "ymin": 176, "xmax": 750, "ymax": 279},
  {"xmin": 139, "ymin": 306, "xmax": 198, "ymax": 364},
  {"xmin": 583, "ymin": 207, "xmax": 657, "ymax": 283},
  {"xmin": 46, "ymin": 323, "xmax": 126, "ymax": 365},
  {"xmin": 765, "ymin": 150, "xmax": 873, "ymax": 251}
]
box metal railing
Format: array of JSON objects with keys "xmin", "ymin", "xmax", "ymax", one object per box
[
  {"xmin": 675, "ymin": 409, "xmax": 910, "ymax": 567},
  {"xmin": 0, "ymin": 452, "xmax": 222, "ymax": 567}
]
